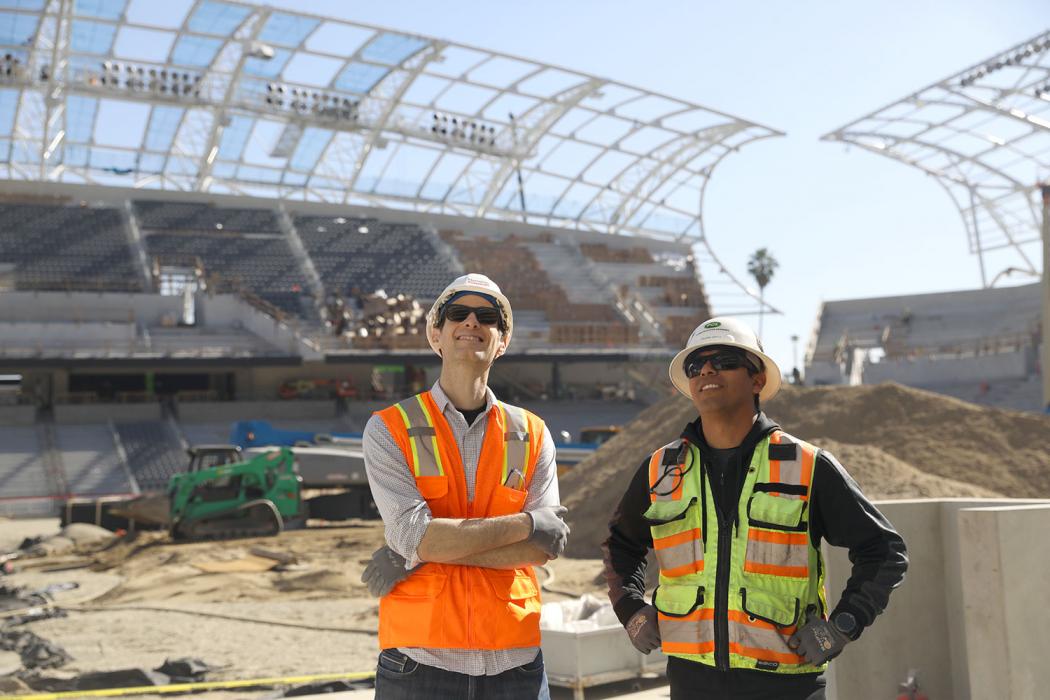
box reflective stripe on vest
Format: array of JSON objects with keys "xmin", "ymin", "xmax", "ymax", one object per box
[
  {"xmin": 394, "ymin": 394, "xmax": 444, "ymax": 477},
  {"xmin": 646, "ymin": 440, "xmax": 704, "ymax": 578},
  {"xmin": 644, "ymin": 431, "xmax": 827, "ymax": 674},
  {"xmin": 500, "ymin": 403, "xmax": 531, "ymax": 485},
  {"xmin": 743, "ymin": 431, "xmax": 816, "ymax": 579}
]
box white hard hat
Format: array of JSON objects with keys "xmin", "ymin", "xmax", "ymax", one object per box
[
  {"xmin": 426, "ymin": 273, "xmax": 513, "ymax": 355},
  {"xmin": 668, "ymin": 317, "xmax": 782, "ymax": 403}
]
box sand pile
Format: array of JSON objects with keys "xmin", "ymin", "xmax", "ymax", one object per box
[{"xmin": 562, "ymin": 382, "xmax": 1048, "ymax": 557}]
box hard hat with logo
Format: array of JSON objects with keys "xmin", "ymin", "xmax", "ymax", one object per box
[
  {"xmin": 668, "ymin": 316, "xmax": 782, "ymax": 402},
  {"xmin": 426, "ymin": 273, "xmax": 513, "ymax": 355}
]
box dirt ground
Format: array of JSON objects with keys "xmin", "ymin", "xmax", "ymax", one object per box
[{"xmin": 1, "ymin": 518, "xmax": 607, "ymax": 698}]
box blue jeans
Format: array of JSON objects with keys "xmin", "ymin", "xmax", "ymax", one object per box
[{"xmin": 374, "ymin": 648, "xmax": 551, "ymax": 700}]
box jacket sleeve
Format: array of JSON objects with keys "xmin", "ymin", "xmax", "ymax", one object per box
[
  {"xmin": 602, "ymin": 459, "xmax": 655, "ymax": 627},
  {"xmin": 810, "ymin": 450, "xmax": 909, "ymax": 639}
]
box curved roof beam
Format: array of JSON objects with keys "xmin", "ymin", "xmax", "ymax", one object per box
[{"xmin": 824, "ymin": 29, "xmax": 1050, "ymax": 286}]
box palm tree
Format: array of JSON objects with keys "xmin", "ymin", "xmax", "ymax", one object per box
[{"xmin": 747, "ymin": 248, "xmax": 778, "ymax": 338}]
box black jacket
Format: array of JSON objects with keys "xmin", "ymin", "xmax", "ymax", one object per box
[{"xmin": 603, "ymin": 412, "xmax": 908, "ymax": 658}]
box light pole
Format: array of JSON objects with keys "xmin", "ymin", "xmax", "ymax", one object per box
[{"xmin": 791, "ymin": 334, "xmax": 800, "ymax": 380}]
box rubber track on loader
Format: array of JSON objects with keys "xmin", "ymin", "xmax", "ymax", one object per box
[{"xmin": 175, "ymin": 500, "xmax": 284, "ymax": 542}]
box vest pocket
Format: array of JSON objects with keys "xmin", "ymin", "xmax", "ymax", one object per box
[
  {"xmin": 415, "ymin": 475, "xmax": 448, "ymax": 501},
  {"xmin": 388, "ymin": 571, "xmax": 448, "ymax": 599},
  {"xmin": 488, "ymin": 483, "xmax": 528, "ymax": 516},
  {"xmin": 746, "ymin": 491, "xmax": 807, "ymax": 531},
  {"xmin": 482, "ymin": 569, "xmax": 539, "ymax": 602},
  {"xmin": 740, "ymin": 586, "xmax": 800, "ymax": 629},
  {"xmin": 652, "ymin": 584, "xmax": 705, "ymax": 617},
  {"xmin": 645, "ymin": 498, "xmax": 704, "ymax": 578}
]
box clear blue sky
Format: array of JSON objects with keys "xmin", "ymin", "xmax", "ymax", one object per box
[{"xmin": 252, "ymin": 1, "xmax": 1049, "ymax": 369}]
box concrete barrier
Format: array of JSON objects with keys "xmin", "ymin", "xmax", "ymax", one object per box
[
  {"xmin": 0, "ymin": 405, "xmax": 35, "ymax": 425},
  {"xmin": 54, "ymin": 402, "xmax": 162, "ymax": 424},
  {"xmin": 176, "ymin": 400, "xmax": 336, "ymax": 423},
  {"xmin": 958, "ymin": 504, "xmax": 1050, "ymax": 700},
  {"xmin": 824, "ymin": 498, "xmax": 1050, "ymax": 700}
]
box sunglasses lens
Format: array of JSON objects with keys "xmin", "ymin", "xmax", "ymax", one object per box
[
  {"xmin": 685, "ymin": 352, "xmax": 747, "ymax": 377},
  {"xmin": 443, "ymin": 304, "xmax": 500, "ymax": 326}
]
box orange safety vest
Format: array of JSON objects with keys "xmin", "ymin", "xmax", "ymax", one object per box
[{"xmin": 375, "ymin": 390, "xmax": 546, "ymax": 650}]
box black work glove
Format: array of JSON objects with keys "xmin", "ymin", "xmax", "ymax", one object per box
[
  {"xmin": 361, "ymin": 546, "xmax": 414, "ymax": 598},
  {"xmin": 788, "ymin": 614, "xmax": 851, "ymax": 665},
  {"xmin": 526, "ymin": 505, "xmax": 570, "ymax": 558},
  {"xmin": 625, "ymin": 604, "xmax": 661, "ymax": 654}
]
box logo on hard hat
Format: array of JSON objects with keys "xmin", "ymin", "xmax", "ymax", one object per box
[{"xmin": 704, "ymin": 321, "xmax": 721, "ymax": 328}]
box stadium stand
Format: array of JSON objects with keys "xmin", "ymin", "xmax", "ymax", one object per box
[
  {"xmin": 0, "ymin": 203, "xmax": 143, "ymax": 293},
  {"xmin": 440, "ymin": 229, "xmax": 640, "ymax": 347},
  {"xmin": 804, "ymin": 284, "xmax": 1042, "ymax": 412},
  {"xmin": 53, "ymin": 424, "xmax": 132, "ymax": 496},
  {"xmin": 0, "ymin": 426, "xmax": 50, "ymax": 500},
  {"xmin": 579, "ymin": 241, "xmax": 710, "ymax": 346},
  {"xmin": 295, "ymin": 215, "xmax": 458, "ymax": 300},
  {"xmin": 115, "ymin": 421, "xmax": 186, "ymax": 491},
  {"xmin": 135, "ymin": 200, "xmax": 312, "ymax": 317}
]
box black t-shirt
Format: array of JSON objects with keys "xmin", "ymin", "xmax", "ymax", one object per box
[{"xmin": 457, "ymin": 406, "xmax": 485, "ymax": 426}]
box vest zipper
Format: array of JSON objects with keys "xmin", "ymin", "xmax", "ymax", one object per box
[{"xmin": 714, "ymin": 469, "xmax": 731, "ymax": 671}]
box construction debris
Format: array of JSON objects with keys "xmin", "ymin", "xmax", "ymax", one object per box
[{"xmin": 0, "ymin": 628, "xmax": 71, "ymax": 671}]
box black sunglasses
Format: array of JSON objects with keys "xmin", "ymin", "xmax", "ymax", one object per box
[
  {"xmin": 684, "ymin": 350, "xmax": 759, "ymax": 378},
  {"xmin": 441, "ymin": 303, "xmax": 503, "ymax": 327}
]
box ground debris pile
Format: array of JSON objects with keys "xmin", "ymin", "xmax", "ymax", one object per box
[
  {"xmin": 562, "ymin": 382, "xmax": 1049, "ymax": 557},
  {"xmin": 0, "ymin": 628, "xmax": 72, "ymax": 671}
]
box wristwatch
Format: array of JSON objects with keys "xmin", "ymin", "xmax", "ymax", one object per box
[{"xmin": 832, "ymin": 612, "xmax": 858, "ymax": 639}]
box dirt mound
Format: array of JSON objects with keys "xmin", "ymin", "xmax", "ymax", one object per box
[{"xmin": 562, "ymin": 382, "xmax": 1047, "ymax": 557}]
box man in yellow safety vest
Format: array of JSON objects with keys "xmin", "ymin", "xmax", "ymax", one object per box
[{"xmin": 603, "ymin": 317, "xmax": 908, "ymax": 699}]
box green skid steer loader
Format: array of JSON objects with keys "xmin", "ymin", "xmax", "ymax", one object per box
[{"xmin": 167, "ymin": 446, "xmax": 305, "ymax": 541}]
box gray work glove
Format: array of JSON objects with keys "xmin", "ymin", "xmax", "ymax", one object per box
[
  {"xmin": 787, "ymin": 614, "xmax": 851, "ymax": 665},
  {"xmin": 625, "ymin": 605, "xmax": 661, "ymax": 654},
  {"xmin": 526, "ymin": 505, "xmax": 570, "ymax": 558},
  {"xmin": 361, "ymin": 545, "xmax": 414, "ymax": 598}
]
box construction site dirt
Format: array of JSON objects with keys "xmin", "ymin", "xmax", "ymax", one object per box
[
  {"xmin": 0, "ymin": 519, "xmax": 606, "ymax": 698},
  {"xmin": 3, "ymin": 382, "xmax": 1049, "ymax": 697}
]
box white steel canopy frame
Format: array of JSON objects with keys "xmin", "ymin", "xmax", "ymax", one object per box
[
  {"xmin": 0, "ymin": 0, "xmax": 783, "ymax": 313},
  {"xmin": 824, "ymin": 30, "xmax": 1050, "ymax": 288}
]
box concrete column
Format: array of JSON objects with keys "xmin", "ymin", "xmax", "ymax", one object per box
[
  {"xmin": 958, "ymin": 504, "xmax": 1050, "ymax": 700},
  {"xmin": 1041, "ymin": 185, "xmax": 1049, "ymax": 412}
]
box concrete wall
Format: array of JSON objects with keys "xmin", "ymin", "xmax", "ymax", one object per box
[
  {"xmin": 0, "ymin": 404, "xmax": 35, "ymax": 425},
  {"xmin": 824, "ymin": 498, "xmax": 1050, "ymax": 700},
  {"xmin": 176, "ymin": 400, "xmax": 335, "ymax": 424},
  {"xmin": 863, "ymin": 349, "xmax": 1028, "ymax": 385},
  {"xmin": 958, "ymin": 504, "xmax": 1050, "ymax": 700},
  {"xmin": 54, "ymin": 402, "xmax": 162, "ymax": 424}
]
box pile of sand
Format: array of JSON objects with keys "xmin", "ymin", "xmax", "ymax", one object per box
[{"xmin": 562, "ymin": 382, "xmax": 1048, "ymax": 557}]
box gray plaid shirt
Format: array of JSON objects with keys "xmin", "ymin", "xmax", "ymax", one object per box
[{"xmin": 362, "ymin": 380, "xmax": 560, "ymax": 676}]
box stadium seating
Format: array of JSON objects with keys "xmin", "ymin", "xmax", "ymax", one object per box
[
  {"xmin": 295, "ymin": 216, "xmax": 457, "ymax": 300},
  {"xmin": 133, "ymin": 201, "xmax": 279, "ymax": 233},
  {"xmin": 53, "ymin": 424, "xmax": 132, "ymax": 496},
  {"xmin": 0, "ymin": 203, "xmax": 143, "ymax": 292},
  {"xmin": 116, "ymin": 421, "xmax": 186, "ymax": 491},
  {"xmin": 144, "ymin": 232, "xmax": 309, "ymax": 317}
]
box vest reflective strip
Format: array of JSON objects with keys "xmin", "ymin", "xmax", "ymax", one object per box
[
  {"xmin": 742, "ymin": 529, "xmax": 810, "ymax": 578},
  {"xmin": 649, "ymin": 443, "xmax": 685, "ymax": 502},
  {"xmin": 728, "ymin": 611, "xmax": 805, "ymax": 665},
  {"xmin": 395, "ymin": 395, "xmax": 444, "ymax": 477},
  {"xmin": 500, "ymin": 403, "xmax": 530, "ymax": 485},
  {"xmin": 658, "ymin": 608, "xmax": 715, "ymax": 650},
  {"xmin": 653, "ymin": 528, "xmax": 704, "ymax": 577},
  {"xmin": 768, "ymin": 432, "xmax": 814, "ymax": 499}
]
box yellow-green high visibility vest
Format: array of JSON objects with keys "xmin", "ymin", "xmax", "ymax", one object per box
[{"xmin": 643, "ymin": 429, "xmax": 829, "ymax": 674}]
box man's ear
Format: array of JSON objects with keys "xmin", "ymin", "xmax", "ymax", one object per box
[
  {"xmin": 429, "ymin": 323, "xmax": 443, "ymax": 355},
  {"xmin": 493, "ymin": 332, "xmax": 509, "ymax": 360},
  {"xmin": 752, "ymin": 370, "xmax": 767, "ymax": 397}
]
